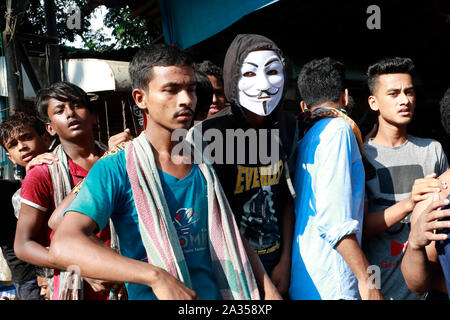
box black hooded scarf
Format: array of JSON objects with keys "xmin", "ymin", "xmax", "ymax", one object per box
[
  {"xmin": 223, "ymin": 33, "xmax": 286, "ymax": 111},
  {"xmin": 189, "ymin": 34, "xmax": 298, "ymax": 266}
]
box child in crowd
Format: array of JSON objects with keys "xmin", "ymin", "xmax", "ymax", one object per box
[
  {"xmin": 13, "ymin": 82, "xmax": 121, "ymax": 300},
  {"xmin": 0, "ymin": 112, "xmax": 52, "ymax": 300}
]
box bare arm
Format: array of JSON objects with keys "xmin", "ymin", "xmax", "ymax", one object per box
[
  {"xmin": 48, "ymin": 191, "xmax": 126, "ymax": 294},
  {"xmin": 14, "ymin": 203, "xmax": 58, "ymax": 268},
  {"xmin": 335, "ymin": 234, "xmax": 384, "ymax": 300},
  {"xmin": 239, "ymin": 234, "xmax": 282, "ymax": 300},
  {"xmin": 48, "ymin": 191, "xmax": 76, "ymax": 231},
  {"xmin": 48, "ymin": 211, "xmax": 197, "ymax": 300},
  {"xmin": 270, "ymin": 193, "xmax": 294, "ymax": 296},
  {"xmin": 363, "ymin": 174, "xmax": 445, "ymax": 239},
  {"xmin": 25, "ymin": 153, "xmax": 58, "ymax": 173},
  {"xmin": 363, "ymin": 199, "xmax": 416, "ymax": 239},
  {"xmin": 401, "ymin": 193, "xmax": 449, "ymax": 295}
]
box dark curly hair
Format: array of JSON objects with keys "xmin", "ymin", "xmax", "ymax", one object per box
[
  {"xmin": 193, "ymin": 70, "xmax": 213, "ymax": 120},
  {"xmin": 297, "ymin": 57, "xmax": 346, "ymax": 108},
  {"xmin": 0, "ymin": 112, "xmax": 47, "ymax": 149},
  {"xmin": 367, "ymin": 57, "xmax": 415, "ymax": 94},
  {"xmin": 194, "ymin": 60, "xmax": 223, "ymax": 79}
]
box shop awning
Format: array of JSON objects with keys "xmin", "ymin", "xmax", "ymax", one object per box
[
  {"xmin": 158, "ymin": 0, "xmax": 279, "ymax": 49},
  {"xmin": 0, "ymin": 57, "xmax": 130, "ymax": 99}
]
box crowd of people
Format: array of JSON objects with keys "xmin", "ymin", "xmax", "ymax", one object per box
[{"xmin": 0, "ymin": 33, "xmax": 449, "ymax": 300}]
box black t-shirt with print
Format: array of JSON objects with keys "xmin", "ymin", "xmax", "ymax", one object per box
[{"xmin": 193, "ymin": 104, "xmax": 297, "ymax": 251}]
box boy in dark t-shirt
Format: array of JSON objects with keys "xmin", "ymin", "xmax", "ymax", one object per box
[{"xmin": 188, "ymin": 34, "xmax": 297, "ymax": 296}]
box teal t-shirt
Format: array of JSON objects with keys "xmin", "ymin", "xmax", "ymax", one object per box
[
  {"xmin": 66, "ymin": 148, "xmax": 221, "ymax": 300},
  {"xmin": 157, "ymin": 166, "xmax": 222, "ymax": 300}
]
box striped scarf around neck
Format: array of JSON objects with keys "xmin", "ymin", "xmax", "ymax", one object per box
[
  {"xmin": 298, "ymin": 107, "xmax": 375, "ymax": 180},
  {"xmin": 125, "ymin": 132, "xmax": 260, "ymax": 300},
  {"xmin": 48, "ymin": 141, "xmax": 114, "ymax": 300}
]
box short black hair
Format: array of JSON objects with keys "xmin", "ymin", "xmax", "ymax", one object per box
[
  {"xmin": 35, "ymin": 267, "xmax": 54, "ymax": 279},
  {"xmin": 0, "ymin": 112, "xmax": 47, "ymax": 149},
  {"xmin": 297, "ymin": 57, "xmax": 346, "ymax": 107},
  {"xmin": 194, "ymin": 60, "xmax": 223, "ymax": 79},
  {"xmin": 440, "ymin": 87, "xmax": 450, "ymax": 137},
  {"xmin": 193, "ymin": 70, "xmax": 213, "ymax": 120},
  {"xmin": 35, "ymin": 81, "xmax": 91, "ymax": 123},
  {"xmin": 367, "ymin": 57, "xmax": 415, "ymax": 94},
  {"xmin": 129, "ymin": 43, "xmax": 194, "ymax": 91}
]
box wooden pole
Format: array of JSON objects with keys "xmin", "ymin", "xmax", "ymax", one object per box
[
  {"xmin": 122, "ymin": 99, "xmax": 126, "ymax": 131},
  {"xmin": 3, "ymin": 0, "xmax": 24, "ymax": 114},
  {"xmin": 44, "ymin": 0, "xmax": 61, "ymax": 85},
  {"xmin": 15, "ymin": 40, "xmax": 41, "ymax": 94},
  {"xmin": 105, "ymin": 100, "xmax": 110, "ymax": 139}
]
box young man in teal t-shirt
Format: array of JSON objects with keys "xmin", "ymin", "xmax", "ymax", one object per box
[{"xmin": 48, "ymin": 44, "xmax": 281, "ymax": 300}]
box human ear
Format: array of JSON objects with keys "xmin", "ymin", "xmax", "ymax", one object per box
[
  {"xmin": 132, "ymin": 88, "xmax": 148, "ymax": 112},
  {"xmin": 342, "ymin": 89, "xmax": 349, "ymax": 107},
  {"xmin": 45, "ymin": 122, "xmax": 58, "ymax": 137},
  {"xmin": 368, "ymin": 95, "xmax": 378, "ymax": 112},
  {"xmin": 300, "ymin": 101, "xmax": 308, "ymax": 112}
]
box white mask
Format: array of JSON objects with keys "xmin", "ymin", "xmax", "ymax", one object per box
[{"xmin": 238, "ymin": 50, "xmax": 284, "ymax": 116}]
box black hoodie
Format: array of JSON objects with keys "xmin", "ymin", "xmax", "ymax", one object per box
[{"xmin": 189, "ymin": 34, "xmax": 297, "ymax": 262}]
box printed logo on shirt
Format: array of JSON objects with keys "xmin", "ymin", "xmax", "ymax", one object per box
[
  {"xmin": 378, "ymin": 241, "xmax": 408, "ymax": 269},
  {"xmin": 179, "ymin": 228, "xmax": 208, "ymax": 252},
  {"xmin": 390, "ymin": 240, "xmax": 408, "ymax": 257},
  {"xmin": 377, "ymin": 165, "xmax": 423, "ymax": 195},
  {"xmin": 172, "ymin": 207, "xmax": 208, "ymax": 252},
  {"xmin": 234, "ymin": 160, "xmax": 283, "ymax": 195},
  {"xmin": 380, "ymin": 259, "xmax": 402, "ymax": 269},
  {"xmin": 173, "ymin": 208, "xmax": 199, "ymax": 235}
]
